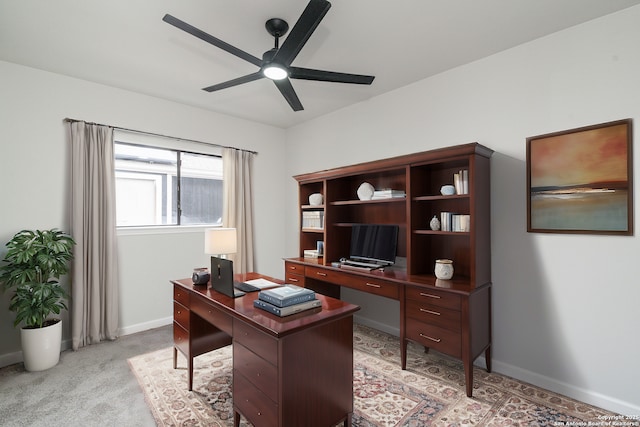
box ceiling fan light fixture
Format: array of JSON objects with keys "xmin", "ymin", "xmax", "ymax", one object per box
[{"xmin": 263, "ymin": 64, "xmax": 288, "ymax": 80}]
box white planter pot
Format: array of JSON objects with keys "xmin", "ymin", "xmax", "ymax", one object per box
[{"xmin": 21, "ymin": 319, "xmax": 62, "ymax": 371}]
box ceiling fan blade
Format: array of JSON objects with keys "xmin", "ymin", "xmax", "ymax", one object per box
[
  {"xmin": 289, "ymin": 67, "xmax": 375, "ymax": 85},
  {"xmin": 163, "ymin": 14, "xmax": 262, "ymax": 67},
  {"xmin": 274, "ymin": 0, "xmax": 331, "ymax": 67},
  {"xmin": 273, "ymin": 79, "xmax": 304, "ymax": 111},
  {"xmin": 203, "ymin": 71, "xmax": 264, "ymax": 92}
]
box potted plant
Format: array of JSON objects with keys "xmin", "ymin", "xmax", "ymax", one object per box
[{"xmin": 0, "ymin": 229, "xmax": 75, "ymax": 371}]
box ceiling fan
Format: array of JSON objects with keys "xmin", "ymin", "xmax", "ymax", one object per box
[{"xmin": 163, "ymin": 0, "xmax": 375, "ymax": 111}]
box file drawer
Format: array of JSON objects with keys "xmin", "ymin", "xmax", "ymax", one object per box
[
  {"xmin": 173, "ymin": 301, "xmax": 190, "ymax": 330},
  {"xmin": 405, "ymin": 286, "xmax": 461, "ymax": 310},
  {"xmin": 405, "ymin": 299, "xmax": 460, "ymax": 332},
  {"xmin": 190, "ymin": 296, "xmax": 233, "ymax": 335},
  {"xmin": 406, "ymin": 319, "xmax": 461, "ymax": 358},
  {"xmin": 173, "ymin": 284, "xmax": 190, "ymax": 307},
  {"xmin": 234, "ymin": 370, "xmax": 277, "ymax": 427},
  {"xmin": 234, "ymin": 342, "xmax": 278, "ymax": 402},
  {"xmin": 233, "ymin": 318, "xmax": 278, "ymax": 366}
]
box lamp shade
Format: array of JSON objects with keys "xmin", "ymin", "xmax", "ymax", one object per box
[{"xmin": 204, "ymin": 228, "xmax": 237, "ymax": 255}]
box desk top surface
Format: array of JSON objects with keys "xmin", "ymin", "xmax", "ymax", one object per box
[{"xmin": 172, "ymin": 272, "xmax": 360, "ymax": 338}]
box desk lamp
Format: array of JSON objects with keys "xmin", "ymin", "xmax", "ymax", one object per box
[{"xmin": 204, "ymin": 227, "xmax": 237, "ymax": 287}]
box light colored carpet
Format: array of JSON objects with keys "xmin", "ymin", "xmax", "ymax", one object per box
[{"xmin": 128, "ymin": 324, "xmax": 616, "ymax": 426}]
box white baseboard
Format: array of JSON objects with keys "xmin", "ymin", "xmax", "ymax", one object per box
[
  {"xmin": 354, "ymin": 315, "xmax": 400, "ymax": 337},
  {"xmin": 118, "ymin": 316, "xmax": 172, "ymax": 336},
  {"xmin": 0, "ymin": 350, "xmax": 22, "ymax": 368},
  {"xmin": 354, "ymin": 315, "xmax": 638, "ymax": 415},
  {"xmin": 479, "ymin": 357, "xmax": 640, "ymax": 416}
]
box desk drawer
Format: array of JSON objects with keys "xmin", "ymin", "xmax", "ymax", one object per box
[
  {"xmin": 306, "ymin": 265, "xmax": 398, "ymax": 299},
  {"xmin": 405, "ymin": 286, "xmax": 461, "ymax": 310},
  {"xmin": 305, "ymin": 265, "xmax": 343, "ymax": 284},
  {"xmin": 173, "ymin": 301, "xmax": 190, "ymax": 330},
  {"xmin": 285, "ymin": 261, "xmax": 305, "ymax": 274},
  {"xmin": 406, "ymin": 320, "xmax": 461, "ymax": 358},
  {"xmin": 233, "ymin": 319, "xmax": 278, "ymax": 366},
  {"xmin": 285, "ymin": 272, "xmax": 305, "ymax": 286},
  {"xmin": 234, "ymin": 342, "xmax": 277, "ymax": 401},
  {"xmin": 173, "ymin": 322, "xmax": 189, "ymax": 356},
  {"xmin": 406, "ymin": 299, "xmax": 460, "ymax": 332},
  {"xmin": 234, "ymin": 370, "xmax": 277, "ymax": 427},
  {"xmin": 346, "ymin": 275, "xmax": 399, "ymax": 299},
  {"xmin": 190, "ymin": 296, "xmax": 233, "ymax": 335},
  {"xmin": 173, "ymin": 284, "xmax": 190, "ymax": 307}
]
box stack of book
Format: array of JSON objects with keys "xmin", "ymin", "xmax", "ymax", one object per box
[
  {"xmin": 372, "ymin": 189, "xmax": 406, "ymax": 199},
  {"xmin": 253, "ymin": 285, "xmax": 321, "ymax": 317},
  {"xmin": 302, "ymin": 211, "xmax": 324, "ymax": 229},
  {"xmin": 453, "ymin": 169, "xmax": 469, "ymax": 195},
  {"xmin": 440, "ymin": 212, "xmax": 470, "ymax": 232}
]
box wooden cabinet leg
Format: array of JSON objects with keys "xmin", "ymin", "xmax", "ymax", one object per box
[
  {"xmin": 234, "ymin": 410, "xmax": 241, "ymax": 427},
  {"xmin": 485, "ymin": 346, "xmax": 492, "ymax": 373},
  {"xmin": 464, "ymin": 361, "xmax": 473, "ymax": 397},
  {"xmin": 401, "ymin": 339, "xmax": 408, "ymax": 369},
  {"xmin": 173, "ymin": 347, "xmax": 177, "ymax": 369},
  {"xmin": 188, "ymin": 356, "xmax": 193, "ymax": 391}
]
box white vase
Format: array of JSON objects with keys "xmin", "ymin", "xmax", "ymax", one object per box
[
  {"xmin": 308, "ymin": 193, "xmax": 323, "ymax": 205},
  {"xmin": 21, "ymin": 319, "xmax": 62, "ymax": 371},
  {"xmin": 429, "ymin": 215, "xmax": 441, "ymax": 231},
  {"xmin": 434, "ymin": 259, "xmax": 454, "ymax": 280}
]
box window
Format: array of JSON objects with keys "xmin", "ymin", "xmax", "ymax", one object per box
[{"xmin": 114, "ymin": 142, "xmax": 223, "ymax": 227}]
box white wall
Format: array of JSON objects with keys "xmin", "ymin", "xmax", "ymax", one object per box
[
  {"xmin": 285, "ymin": 6, "xmax": 640, "ymax": 415},
  {"xmin": 0, "ymin": 60, "xmax": 287, "ymax": 363}
]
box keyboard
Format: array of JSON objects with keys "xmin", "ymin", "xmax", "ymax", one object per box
[
  {"xmin": 234, "ymin": 281, "xmax": 261, "ymax": 292},
  {"xmin": 343, "ymin": 259, "xmax": 382, "ymax": 269}
]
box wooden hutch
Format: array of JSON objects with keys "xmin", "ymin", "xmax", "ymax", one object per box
[{"xmin": 284, "ymin": 142, "xmax": 493, "ymax": 397}]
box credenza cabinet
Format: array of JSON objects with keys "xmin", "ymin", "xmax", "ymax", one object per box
[{"xmin": 287, "ymin": 143, "xmax": 493, "ymax": 396}]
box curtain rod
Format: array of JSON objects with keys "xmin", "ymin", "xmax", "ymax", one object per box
[{"xmin": 63, "ymin": 118, "xmax": 258, "ymax": 155}]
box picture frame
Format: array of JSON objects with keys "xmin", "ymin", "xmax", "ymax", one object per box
[{"xmin": 526, "ymin": 119, "xmax": 633, "ymax": 235}]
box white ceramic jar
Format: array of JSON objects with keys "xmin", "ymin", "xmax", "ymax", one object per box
[{"xmin": 434, "ymin": 259, "xmax": 454, "ymax": 280}]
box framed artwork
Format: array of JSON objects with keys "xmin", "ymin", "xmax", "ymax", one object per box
[{"xmin": 526, "ymin": 119, "xmax": 633, "ymax": 235}]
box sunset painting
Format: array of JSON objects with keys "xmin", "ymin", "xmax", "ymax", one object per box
[{"xmin": 527, "ymin": 119, "xmax": 632, "ymax": 234}]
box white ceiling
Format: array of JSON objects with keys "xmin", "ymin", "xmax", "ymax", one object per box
[{"xmin": 2, "ymin": 0, "xmax": 640, "ymax": 129}]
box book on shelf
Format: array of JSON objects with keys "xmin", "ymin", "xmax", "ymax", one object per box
[
  {"xmin": 372, "ymin": 189, "xmax": 406, "ymax": 199},
  {"xmin": 253, "ymin": 298, "xmax": 322, "ymax": 317},
  {"xmin": 303, "ymin": 249, "xmax": 322, "ymax": 258},
  {"xmin": 302, "ymin": 211, "xmax": 324, "ymax": 229},
  {"xmin": 440, "ymin": 212, "xmax": 470, "ymax": 232},
  {"xmin": 453, "ymin": 169, "xmax": 469, "ymax": 195},
  {"xmin": 258, "ymin": 284, "xmax": 316, "ymax": 307}
]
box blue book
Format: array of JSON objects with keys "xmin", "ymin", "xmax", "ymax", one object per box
[
  {"xmin": 258, "ymin": 284, "xmax": 316, "ymax": 307},
  {"xmin": 253, "ymin": 298, "xmax": 322, "ymax": 317}
]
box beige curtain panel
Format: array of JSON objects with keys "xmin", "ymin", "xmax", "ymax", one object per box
[
  {"xmin": 222, "ymin": 147, "xmax": 256, "ymax": 273},
  {"xmin": 67, "ymin": 121, "xmax": 119, "ymax": 350}
]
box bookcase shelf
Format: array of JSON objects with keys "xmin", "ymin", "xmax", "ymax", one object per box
[{"xmin": 288, "ymin": 142, "xmax": 493, "ymax": 398}]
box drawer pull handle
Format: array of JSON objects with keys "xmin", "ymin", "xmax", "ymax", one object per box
[
  {"xmin": 289, "ymin": 277, "xmax": 299, "ymax": 282},
  {"xmin": 316, "ymin": 272, "xmax": 327, "ymax": 277},
  {"xmin": 420, "ymin": 292, "xmax": 441, "ymax": 299},
  {"xmin": 365, "ymin": 282, "xmax": 381, "ymax": 288},
  {"xmin": 289, "ymin": 266, "xmax": 296, "ymax": 270},
  {"xmin": 420, "ymin": 308, "xmax": 440, "ymax": 316},
  {"xmin": 177, "ymin": 310, "xmax": 181, "ymax": 315},
  {"xmin": 419, "ymin": 333, "xmax": 441, "ymax": 343}
]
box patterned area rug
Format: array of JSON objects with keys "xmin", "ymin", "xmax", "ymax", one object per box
[{"xmin": 128, "ymin": 324, "xmax": 616, "ymax": 426}]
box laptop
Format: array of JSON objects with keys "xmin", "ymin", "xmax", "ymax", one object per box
[{"xmin": 210, "ymin": 256, "xmax": 260, "ymax": 298}]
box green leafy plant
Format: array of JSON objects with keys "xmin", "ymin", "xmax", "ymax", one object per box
[{"xmin": 0, "ymin": 229, "xmax": 75, "ymax": 328}]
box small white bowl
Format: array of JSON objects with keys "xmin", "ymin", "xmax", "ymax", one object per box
[{"xmin": 440, "ymin": 185, "xmax": 455, "ymax": 195}]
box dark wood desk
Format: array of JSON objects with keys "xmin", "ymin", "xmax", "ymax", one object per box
[{"xmin": 171, "ymin": 273, "xmax": 360, "ymax": 427}]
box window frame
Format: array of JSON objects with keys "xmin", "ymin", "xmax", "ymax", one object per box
[{"xmin": 113, "ymin": 133, "xmax": 223, "ymax": 232}]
